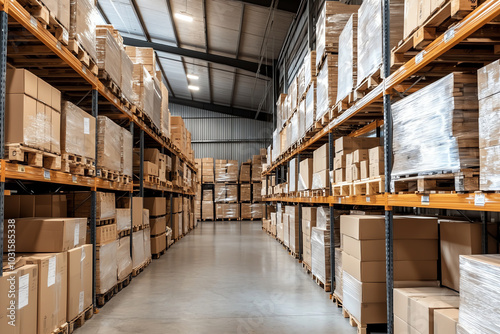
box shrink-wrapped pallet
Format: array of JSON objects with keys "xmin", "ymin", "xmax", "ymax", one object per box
[
  {"xmin": 289, "ymin": 78, "xmax": 298, "ymax": 113},
  {"xmin": 97, "ymin": 116, "xmax": 122, "ymax": 172},
  {"xmin": 283, "ymin": 213, "xmax": 290, "ymax": 248},
  {"xmin": 125, "ymin": 47, "xmax": 157, "ymax": 77},
  {"xmin": 337, "ymin": 14, "xmax": 358, "ymax": 104},
  {"xmin": 251, "ymin": 203, "xmax": 263, "ymax": 219},
  {"xmin": 152, "ymin": 78, "xmax": 162, "ymax": 131},
  {"xmin": 312, "ymin": 227, "xmax": 331, "ymax": 285},
  {"xmin": 69, "ymin": 0, "xmax": 98, "ymax": 61},
  {"xmin": 160, "ymin": 81, "xmax": 170, "ymax": 138},
  {"xmin": 334, "ymin": 248, "xmax": 343, "ymax": 299},
  {"xmin": 297, "ymin": 65, "xmax": 306, "ymax": 100},
  {"xmin": 121, "ymin": 50, "xmax": 134, "ymax": 103},
  {"xmin": 305, "ymin": 83, "xmax": 316, "ymax": 131},
  {"xmin": 290, "ymin": 112, "xmax": 299, "ymax": 145},
  {"xmin": 131, "ymin": 64, "xmax": 154, "ymax": 120},
  {"xmin": 392, "ymin": 73, "xmax": 479, "ymax": 178},
  {"xmin": 316, "ymin": 54, "xmax": 338, "ymax": 120},
  {"xmin": 61, "ymin": 101, "xmax": 95, "ymax": 159},
  {"xmin": 143, "ymin": 227, "xmax": 152, "ymax": 260},
  {"xmin": 96, "ymin": 240, "xmax": 118, "ymax": 294},
  {"xmin": 116, "ymin": 208, "xmax": 131, "ymax": 233},
  {"xmin": 132, "ymin": 230, "xmax": 145, "ymax": 269},
  {"xmin": 316, "ymin": 1, "xmax": 359, "ymax": 70},
  {"xmin": 304, "ymin": 51, "xmax": 316, "ymax": 89},
  {"xmin": 357, "ymin": 0, "xmax": 404, "ymax": 86},
  {"xmin": 121, "ymin": 127, "xmax": 133, "ymax": 177},
  {"xmin": 96, "ymin": 28, "xmax": 121, "ymax": 86},
  {"xmin": 299, "ymin": 99, "xmax": 306, "ymax": 140},
  {"xmin": 117, "ymin": 237, "xmax": 132, "ymax": 280},
  {"xmin": 272, "ymin": 129, "xmax": 280, "ymax": 163},
  {"xmin": 457, "ymin": 254, "xmax": 500, "ymax": 333}
]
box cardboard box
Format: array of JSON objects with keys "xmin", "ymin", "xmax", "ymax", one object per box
[
  {"xmin": 4, "ymin": 195, "xmax": 35, "ymax": 219},
  {"xmin": 202, "ymin": 201, "xmax": 214, "ymax": 220},
  {"xmin": 150, "ymin": 233, "xmax": 166, "ymax": 254},
  {"xmin": 369, "ymin": 146, "xmax": 384, "ymax": 163},
  {"xmin": 117, "ymin": 237, "xmax": 133, "ymax": 281},
  {"xmin": 7, "ymin": 68, "xmax": 38, "ymax": 98},
  {"xmin": 434, "ymin": 308, "xmax": 459, "ymax": 334},
  {"xmin": 4, "ymin": 218, "xmax": 86, "ymax": 253},
  {"xmin": 143, "ymin": 161, "xmax": 159, "ymax": 176},
  {"xmin": 346, "ymin": 165, "xmax": 353, "ymax": 182},
  {"xmin": 51, "ymin": 108, "xmax": 60, "ymax": 153},
  {"xmin": 440, "ymin": 220, "xmax": 481, "ymax": 291},
  {"xmin": 6, "ymin": 94, "xmax": 42, "ymax": 149},
  {"xmin": 335, "ymin": 137, "xmax": 380, "ymax": 154},
  {"xmin": 150, "ymin": 216, "xmax": 166, "ymax": 236},
  {"xmin": 24, "ymin": 252, "xmax": 67, "ymax": 334},
  {"xmin": 67, "ymin": 245, "xmax": 92, "ymax": 321},
  {"xmin": 353, "ymin": 149, "xmax": 368, "ymax": 164},
  {"xmin": 118, "ymin": 197, "xmax": 143, "ymax": 227},
  {"xmin": 302, "ymin": 207, "xmax": 317, "ymax": 223},
  {"xmin": 94, "ymin": 224, "xmax": 117, "ymax": 245},
  {"xmin": 342, "ymin": 252, "xmax": 437, "ymax": 282},
  {"xmin": 143, "ymin": 197, "xmax": 166, "ymax": 217},
  {"xmin": 240, "ymin": 184, "xmax": 251, "ymax": 202},
  {"xmin": 143, "ymin": 209, "xmax": 150, "ymax": 227},
  {"xmin": 335, "ymin": 168, "xmax": 345, "ymax": 183},
  {"xmin": 351, "ymin": 164, "xmax": 360, "ymax": 181},
  {"xmin": 241, "ymin": 203, "xmax": 252, "ymax": 219},
  {"xmin": 334, "ymin": 154, "xmax": 346, "ymax": 170},
  {"xmin": 312, "ymin": 170, "xmax": 329, "ymax": 189},
  {"xmin": 172, "ymin": 214, "xmax": 180, "ymax": 239},
  {"xmin": 96, "ymin": 241, "xmax": 118, "ymax": 294},
  {"xmin": 0, "ymin": 264, "xmax": 38, "ymax": 334},
  {"xmin": 360, "ymin": 160, "xmax": 369, "ymax": 179},
  {"xmin": 404, "ymin": 0, "xmax": 418, "ymax": 38},
  {"xmin": 5, "ymin": 194, "xmax": 67, "ymax": 218},
  {"xmin": 313, "ymin": 143, "xmax": 329, "ymax": 173},
  {"xmin": 369, "ymin": 161, "xmax": 384, "ymax": 178},
  {"xmin": 299, "ymin": 159, "xmax": 314, "ymax": 190}
]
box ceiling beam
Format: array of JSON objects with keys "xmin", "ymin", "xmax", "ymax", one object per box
[
  {"xmin": 233, "ymin": 0, "xmax": 301, "ymax": 13},
  {"xmin": 169, "ymin": 97, "xmax": 272, "ymax": 122},
  {"xmin": 202, "ymin": 0, "xmax": 213, "ymax": 104},
  {"xmin": 123, "ymin": 37, "xmax": 273, "ymax": 77},
  {"xmin": 230, "ymin": 4, "xmax": 245, "ymax": 108}
]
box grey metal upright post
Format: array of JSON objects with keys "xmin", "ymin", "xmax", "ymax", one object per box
[
  {"xmin": 297, "ymin": 153, "xmax": 303, "ymax": 261},
  {"xmin": 129, "ymin": 122, "xmax": 134, "ymax": 258},
  {"xmin": 382, "ymin": 0, "xmax": 394, "ymax": 329},
  {"xmin": 0, "ymin": 11, "xmax": 7, "ymax": 276},
  {"xmin": 481, "ymin": 211, "xmax": 488, "ymax": 254},
  {"xmin": 329, "ymin": 132, "xmax": 335, "ymax": 293},
  {"xmin": 139, "ymin": 130, "xmax": 144, "ymax": 197},
  {"xmin": 91, "ymin": 89, "xmax": 99, "ymax": 307}
]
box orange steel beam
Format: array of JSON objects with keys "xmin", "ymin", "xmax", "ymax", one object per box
[
  {"xmin": 387, "ymin": 193, "xmax": 500, "ymax": 213},
  {"xmin": 348, "ymin": 120, "xmax": 384, "ymax": 138}
]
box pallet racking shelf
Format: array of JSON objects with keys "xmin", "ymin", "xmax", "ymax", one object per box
[
  {"xmin": 264, "ymin": 1, "xmax": 500, "ymax": 332},
  {"xmin": 0, "ymin": 0, "xmax": 198, "ymax": 314}
]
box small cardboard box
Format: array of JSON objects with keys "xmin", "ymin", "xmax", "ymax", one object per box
[
  {"xmin": 334, "ymin": 154, "xmax": 346, "ymax": 170},
  {"xmin": 143, "ymin": 161, "xmax": 159, "ymax": 176},
  {"xmin": 369, "ymin": 161, "xmax": 384, "ymax": 178},
  {"xmin": 6, "ymin": 68, "xmax": 38, "ymax": 98},
  {"xmin": 434, "ymin": 308, "xmax": 459, "ymax": 334},
  {"xmin": 360, "ymin": 160, "xmax": 369, "ymax": 179},
  {"xmin": 299, "ymin": 159, "xmax": 313, "ymax": 190},
  {"xmin": 368, "ymin": 146, "xmax": 384, "ymax": 163},
  {"xmin": 335, "ymin": 168, "xmax": 345, "ymax": 183},
  {"xmin": 353, "ymin": 149, "xmax": 368, "ymax": 164},
  {"xmin": 93, "ymin": 224, "xmax": 117, "ymax": 245},
  {"xmin": 313, "ymin": 143, "xmax": 329, "ymax": 173},
  {"xmin": 67, "ymin": 245, "xmax": 92, "ymax": 321}
]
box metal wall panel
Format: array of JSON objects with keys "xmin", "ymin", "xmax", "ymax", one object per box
[{"xmin": 169, "ymin": 103, "xmax": 272, "ymax": 162}]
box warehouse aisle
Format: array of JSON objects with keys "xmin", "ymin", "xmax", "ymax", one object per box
[{"xmin": 77, "ymin": 221, "xmax": 356, "ymax": 334}]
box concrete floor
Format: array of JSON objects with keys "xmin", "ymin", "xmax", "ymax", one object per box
[{"xmin": 77, "ymin": 221, "xmax": 358, "ymax": 334}]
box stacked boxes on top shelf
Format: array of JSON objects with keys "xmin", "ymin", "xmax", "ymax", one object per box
[{"xmin": 144, "ymin": 197, "xmax": 168, "ymax": 258}]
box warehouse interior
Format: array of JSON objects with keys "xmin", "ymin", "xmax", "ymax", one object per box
[{"xmin": 1, "ymin": 0, "xmax": 500, "ymax": 333}]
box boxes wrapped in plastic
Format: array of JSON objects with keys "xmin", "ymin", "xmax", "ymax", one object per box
[
  {"xmin": 305, "ymin": 83, "xmax": 316, "ymax": 131},
  {"xmin": 96, "ymin": 28, "xmax": 121, "ymax": 86},
  {"xmin": 121, "ymin": 127, "xmax": 133, "ymax": 177},
  {"xmin": 290, "ymin": 112, "xmax": 298, "ymax": 145},
  {"xmin": 283, "ymin": 213, "xmax": 290, "ymax": 248},
  {"xmin": 152, "ymin": 78, "xmax": 162, "ymax": 130},
  {"xmin": 226, "ymin": 184, "xmax": 238, "ymax": 202},
  {"xmin": 286, "ymin": 122, "xmax": 292, "ymax": 151},
  {"xmin": 316, "ymin": 54, "xmax": 338, "ymax": 120},
  {"xmin": 116, "ymin": 208, "xmax": 131, "ymax": 232},
  {"xmin": 143, "ymin": 227, "xmax": 152, "ymax": 260},
  {"xmin": 457, "ymin": 254, "xmax": 500, "ymax": 334},
  {"xmin": 290, "ymin": 78, "xmax": 298, "ymax": 112},
  {"xmin": 304, "ymin": 51, "xmax": 316, "ymax": 88},
  {"xmin": 61, "ymin": 101, "xmax": 95, "ymax": 159},
  {"xmin": 251, "ymin": 203, "xmax": 263, "ymax": 219},
  {"xmin": 357, "ymin": 0, "xmax": 404, "ymax": 86},
  {"xmin": 289, "ymin": 158, "xmax": 297, "ymax": 192},
  {"xmin": 297, "ymin": 64, "xmax": 306, "ymax": 99},
  {"xmin": 70, "ymin": 0, "xmax": 98, "ymax": 62},
  {"xmin": 223, "ymin": 203, "xmax": 240, "ymax": 219},
  {"xmin": 226, "ymin": 160, "xmax": 239, "ymax": 183},
  {"xmin": 252, "ymin": 183, "xmax": 262, "ymax": 202},
  {"xmin": 121, "ymin": 50, "xmax": 134, "ymax": 103},
  {"xmin": 96, "ymin": 240, "xmax": 118, "ymax": 294},
  {"xmin": 392, "ymin": 73, "xmax": 479, "ymax": 178},
  {"xmin": 299, "ymin": 99, "xmax": 306, "ymax": 140},
  {"xmin": 272, "ymin": 129, "xmax": 280, "ymax": 163},
  {"xmin": 312, "ymin": 227, "xmax": 331, "ymax": 284},
  {"xmin": 125, "ymin": 47, "xmax": 156, "ymax": 77},
  {"xmin": 97, "ymin": 116, "xmax": 122, "ymax": 172},
  {"xmin": 117, "ymin": 237, "xmax": 132, "ymax": 280},
  {"xmin": 317, "ymin": 206, "xmax": 330, "ymax": 230},
  {"xmin": 337, "ymin": 14, "xmax": 357, "ymax": 103},
  {"xmin": 131, "ymin": 64, "xmax": 155, "ymax": 119},
  {"xmin": 132, "ymin": 230, "xmax": 145, "ymax": 268},
  {"xmin": 160, "ymin": 81, "xmax": 170, "ymax": 138},
  {"xmin": 334, "ymin": 248, "xmax": 343, "ymax": 299},
  {"xmin": 68, "ymin": 191, "xmax": 116, "ymax": 219},
  {"xmin": 286, "ymin": 206, "xmax": 299, "ymax": 253}
]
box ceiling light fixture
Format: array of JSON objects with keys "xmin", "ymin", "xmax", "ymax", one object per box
[
  {"xmin": 175, "ymin": 12, "xmax": 193, "ymax": 22},
  {"xmin": 188, "ymin": 85, "xmax": 200, "ymax": 91},
  {"xmin": 187, "ymin": 74, "xmax": 199, "ymax": 80}
]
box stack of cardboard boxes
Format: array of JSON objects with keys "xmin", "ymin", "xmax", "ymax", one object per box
[
  {"xmin": 202, "ymin": 158, "xmax": 215, "ymax": 183},
  {"xmin": 334, "ymin": 137, "xmax": 380, "ymax": 183},
  {"xmin": 311, "ymin": 207, "xmax": 331, "ymax": 287},
  {"xmin": 286, "ymin": 206, "xmax": 300, "ymax": 255},
  {"xmin": 172, "ymin": 197, "xmax": 182, "ymax": 239},
  {"xmin": 312, "ymin": 144, "xmax": 330, "ymax": 189},
  {"xmin": 302, "ymin": 207, "xmax": 317, "ymax": 268},
  {"xmin": 144, "ymin": 197, "xmax": 168, "ymax": 257},
  {"xmin": 97, "ymin": 116, "xmax": 133, "ymax": 176},
  {"xmin": 299, "ymin": 158, "xmax": 314, "ymax": 190}
]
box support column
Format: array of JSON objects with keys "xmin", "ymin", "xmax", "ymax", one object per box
[
  {"xmin": 481, "ymin": 211, "xmax": 488, "ymax": 254},
  {"xmin": 91, "ymin": 89, "xmax": 99, "ymax": 307},
  {"xmin": 139, "ymin": 130, "xmax": 144, "ymax": 197},
  {"xmin": 0, "ymin": 11, "xmax": 7, "ymax": 276},
  {"xmin": 129, "ymin": 122, "xmax": 134, "ymax": 258},
  {"xmin": 328, "ymin": 133, "xmax": 335, "ymax": 294},
  {"xmin": 297, "ymin": 153, "xmax": 302, "ymax": 260}
]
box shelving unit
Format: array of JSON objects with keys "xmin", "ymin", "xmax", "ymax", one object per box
[
  {"xmin": 0, "ymin": 0, "xmax": 197, "ymax": 311},
  {"xmin": 263, "ymin": 0, "xmax": 500, "ymax": 332}
]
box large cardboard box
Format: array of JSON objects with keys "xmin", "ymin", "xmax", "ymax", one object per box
[
  {"xmin": 68, "ymin": 192, "xmax": 115, "ymax": 220},
  {"xmin": 299, "ymin": 159, "xmax": 314, "ymax": 190},
  {"xmin": 94, "ymin": 224, "xmax": 117, "ymax": 245},
  {"xmin": 61, "ymin": 101, "xmax": 96, "ymax": 159},
  {"xmin": 313, "ymin": 143, "xmax": 329, "ymax": 173},
  {"xmin": 7, "ymin": 68, "xmax": 38, "ymax": 98},
  {"xmin": 434, "ymin": 308, "xmax": 459, "ymax": 334},
  {"xmin": 150, "ymin": 216, "xmax": 167, "ymax": 236},
  {"xmin": 4, "ymin": 218, "xmax": 86, "ymax": 253},
  {"xmin": 117, "ymin": 237, "xmax": 133, "ymax": 281},
  {"xmin": 440, "ymin": 220, "xmax": 481, "ymax": 291},
  {"xmin": 96, "ymin": 241, "xmax": 118, "ymax": 294},
  {"xmin": 67, "ymin": 245, "xmax": 92, "ymax": 321},
  {"xmin": 0, "ymin": 264, "xmax": 38, "ymax": 334},
  {"xmin": 335, "ymin": 137, "xmax": 380, "ymax": 154},
  {"xmin": 172, "ymin": 214, "xmax": 180, "ymax": 239},
  {"xmin": 202, "ymin": 201, "xmax": 214, "ymax": 220},
  {"xmin": 5, "ymin": 194, "xmax": 67, "ymax": 218},
  {"xmin": 150, "ymin": 233, "xmax": 166, "ymax": 254},
  {"xmin": 334, "ymin": 154, "xmax": 347, "ymax": 170},
  {"xmin": 132, "ymin": 231, "xmax": 145, "ymax": 269},
  {"xmin": 143, "ymin": 197, "xmax": 166, "ymax": 217},
  {"xmin": 97, "ymin": 116, "xmax": 122, "ymax": 172},
  {"xmin": 312, "ymin": 170, "xmax": 329, "ymax": 189},
  {"xmin": 24, "ymin": 253, "xmax": 67, "ymax": 334}
]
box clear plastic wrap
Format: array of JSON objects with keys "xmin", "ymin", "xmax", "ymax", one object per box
[
  {"xmin": 305, "ymin": 83, "xmax": 316, "ymax": 131},
  {"xmin": 97, "ymin": 116, "xmax": 122, "ymax": 172},
  {"xmin": 240, "ymin": 164, "xmax": 251, "ymax": 182},
  {"xmin": 283, "ymin": 213, "xmax": 290, "ymax": 247},
  {"xmin": 226, "ymin": 160, "xmax": 239, "ymax": 182},
  {"xmin": 392, "ymin": 73, "xmax": 479, "ymax": 178},
  {"xmin": 202, "ymin": 201, "xmax": 214, "ymax": 220},
  {"xmin": 312, "ymin": 170, "xmax": 329, "ymax": 190},
  {"xmin": 290, "ymin": 112, "xmax": 298, "ymax": 145},
  {"xmin": 337, "ymin": 14, "xmax": 357, "ymax": 103},
  {"xmin": 312, "ymin": 227, "xmax": 330, "ymax": 284},
  {"xmin": 143, "ymin": 209, "xmax": 150, "ymax": 228},
  {"xmin": 357, "ymin": 0, "xmax": 404, "ymax": 86},
  {"xmin": 252, "ymin": 183, "xmax": 262, "ymax": 202},
  {"xmin": 316, "ymin": 55, "xmax": 338, "ymax": 120},
  {"xmin": 132, "ymin": 230, "xmax": 145, "ymax": 268},
  {"xmin": 223, "ymin": 203, "xmax": 240, "ymax": 219},
  {"xmin": 272, "ymin": 129, "xmax": 280, "ymax": 163},
  {"xmin": 96, "ymin": 28, "xmax": 121, "ymax": 86},
  {"xmin": 286, "ymin": 206, "xmax": 299, "ymax": 252},
  {"xmin": 304, "ymin": 51, "xmax": 316, "ymax": 88},
  {"xmin": 69, "ymin": 191, "xmax": 116, "ymax": 219},
  {"xmin": 117, "ymin": 237, "xmax": 132, "ymax": 280},
  {"xmin": 143, "ymin": 227, "xmax": 152, "ymax": 260},
  {"xmin": 457, "ymin": 255, "xmax": 500, "ymax": 334},
  {"xmin": 251, "ymin": 203, "xmax": 263, "ymax": 219},
  {"xmin": 160, "ymin": 82, "xmax": 170, "ymax": 138},
  {"xmin": 241, "ymin": 203, "xmax": 252, "ymax": 219},
  {"xmin": 478, "ymin": 60, "xmax": 500, "ymax": 100},
  {"xmin": 69, "ymin": 0, "xmax": 98, "ymax": 62},
  {"xmin": 316, "ymin": 206, "xmax": 331, "ymax": 230},
  {"xmin": 152, "ymin": 78, "xmax": 162, "ymax": 130},
  {"xmin": 290, "ymin": 78, "xmax": 297, "ymax": 112},
  {"xmin": 203, "ymin": 189, "xmax": 213, "ymax": 201},
  {"xmin": 334, "ymin": 248, "xmax": 343, "ymax": 299},
  {"xmin": 178, "ymin": 213, "xmax": 183, "ymax": 236},
  {"xmin": 116, "ymin": 208, "xmax": 131, "ymax": 232},
  {"xmin": 96, "ymin": 240, "xmax": 118, "ymax": 294},
  {"xmin": 61, "ymin": 101, "xmax": 96, "ymax": 159},
  {"xmin": 289, "ymin": 158, "xmax": 297, "ymax": 193},
  {"xmin": 298, "ymin": 99, "xmax": 306, "ymax": 140},
  {"xmin": 226, "ymin": 184, "xmax": 238, "ymax": 202},
  {"xmin": 214, "ymin": 184, "xmax": 226, "ymax": 202},
  {"xmin": 121, "ymin": 127, "xmax": 133, "ymax": 177},
  {"xmin": 252, "ymin": 164, "xmax": 262, "ymax": 183},
  {"xmin": 297, "ymin": 65, "xmax": 306, "ymax": 99},
  {"xmin": 130, "ymin": 64, "xmax": 155, "ymax": 119}
]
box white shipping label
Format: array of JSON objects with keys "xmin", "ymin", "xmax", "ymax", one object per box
[
  {"xmin": 79, "ymin": 291, "xmax": 85, "ymax": 313},
  {"xmin": 81, "ymin": 247, "xmax": 86, "ymax": 262},
  {"xmin": 74, "ymin": 223, "xmax": 80, "ymax": 246},
  {"xmin": 84, "ymin": 118, "xmax": 90, "ymax": 135},
  {"xmin": 18, "ymin": 274, "xmax": 30, "ymax": 310},
  {"xmin": 475, "ymin": 193, "xmax": 485, "ymax": 206},
  {"xmin": 48, "ymin": 256, "xmax": 56, "ymax": 287}
]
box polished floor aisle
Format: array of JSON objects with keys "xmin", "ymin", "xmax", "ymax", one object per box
[{"xmin": 78, "ymin": 221, "xmax": 357, "ymax": 334}]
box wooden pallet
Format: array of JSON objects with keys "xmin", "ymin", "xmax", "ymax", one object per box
[
  {"xmin": 215, "ymin": 218, "xmax": 241, "ymax": 221},
  {"xmin": 145, "ymin": 174, "xmax": 160, "ymax": 184},
  {"xmin": 312, "ymin": 274, "xmax": 332, "ymax": 292},
  {"xmin": 132, "ymin": 258, "xmax": 151, "ymax": 277},
  {"xmin": 342, "ymin": 307, "xmax": 368, "ymax": 334},
  {"xmin": 98, "ymin": 70, "xmax": 121, "ymax": 96},
  {"xmin": 314, "ymin": 108, "xmax": 334, "ymax": 131},
  {"xmin": 51, "ymin": 323, "xmax": 69, "ymax": 334},
  {"xmin": 96, "ymin": 285, "xmax": 118, "ymax": 308},
  {"xmin": 96, "ymin": 216, "xmax": 116, "ymax": 226},
  {"xmin": 117, "ymin": 274, "xmax": 132, "ymax": 292},
  {"xmin": 332, "ymin": 182, "xmax": 353, "ymax": 197},
  {"xmin": 352, "ymin": 176, "xmax": 385, "ymax": 196},
  {"xmin": 68, "ymin": 305, "xmax": 93, "ymax": 334},
  {"xmin": 118, "ymin": 229, "xmax": 131, "ymax": 238},
  {"xmin": 331, "ymin": 293, "xmax": 343, "ymax": 308},
  {"xmin": 311, "ymin": 188, "xmax": 329, "ymax": 197},
  {"xmin": 290, "ymin": 250, "xmax": 299, "ymax": 259},
  {"xmin": 355, "ymin": 67, "xmax": 382, "ymax": 97},
  {"xmin": 392, "ymin": 169, "xmax": 479, "ymax": 193},
  {"xmin": 6, "ymin": 143, "xmax": 62, "ymax": 170},
  {"xmin": 132, "ymin": 224, "xmax": 150, "ymax": 232},
  {"xmin": 62, "ymin": 153, "xmax": 95, "ymax": 176},
  {"xmin": 302, "ymin": 261, "xmax": 312, "ymax": 274},
  {"xmin": 152, "ymin": 249, "xmax": 166, "ymax": 259},
  {"xmin": 97, "ymin": 168, "xmax": 121, "ymax": 182}
]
